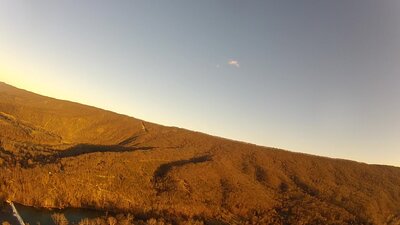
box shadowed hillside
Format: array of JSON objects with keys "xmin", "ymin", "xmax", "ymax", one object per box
[{"xmin": 0, "ymin": 82, "xmax": 400, "ymax": 225}]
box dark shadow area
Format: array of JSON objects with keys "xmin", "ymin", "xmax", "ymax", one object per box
[
  {"xmin": 26, "ymin": 144, "xmax": 155, "ymax": 167},
  {"xmin": 154, "ymin": 155, "xmax": 211, "ymax": 180},
  {"xmin": 152, "ymin": 155, "xmax": 211, "ymax": 193},
  {"xmin": 118, "ymin": 135, "xmax": 140, "ymax": 146},
  {"xmin": 0, "ymin": 146, "xmax": 15, "ymax": 166},
  {"xmin": 56, "ymin": 144, "xmax": 154, "ymax": 158},
  {"xmin": 219, "ymin": 179, "xmax": 232, "ymax": 208},
  {"xmin": 255, "ymin": 165, "xmax": 267, "ymax": 183},
  {"xmin": 117, "ymin": 129, "xmax": 148, "ymax": 146},
  {"xmin": 290, "ymin": 175, "xmax": 319, "ymax": 197},
  {"xmin": 0, "ymin": 146, "xmax": 13, "ymax": 157}
]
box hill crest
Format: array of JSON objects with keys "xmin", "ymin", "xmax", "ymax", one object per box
[{"xmin": 1, "ymin": 81, "xmax": 400, "ymax": 224}]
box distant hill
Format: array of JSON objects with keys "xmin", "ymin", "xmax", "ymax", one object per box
[{"xmin": 0, "ymin": 81, "xmax": 399, "ymax": 225}]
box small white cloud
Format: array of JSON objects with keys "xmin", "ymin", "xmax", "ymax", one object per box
[{"xmin": 228, "ymin": 60, "xmax": 240, "ymax": 68}]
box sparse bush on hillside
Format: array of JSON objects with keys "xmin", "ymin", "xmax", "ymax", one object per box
[
  {"xmin": 79, "ymin": 217, "xmax": 107, "ymax": 225},
  {"xmin": 107, "ymin": 217, "xmax": 117, "ymax": 225},
  {"xmin": 51, "ymin": 213, "xmax": 69, "ymax": 225},
  {"xmin": 179, "ymin": 219, "xmax": 204, "ymax": 225}
]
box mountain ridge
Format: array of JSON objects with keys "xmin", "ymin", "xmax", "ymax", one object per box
[
  {"xmin": 1, "ymin": 81, "xmax": 393, "ymax": 168},
  {"xmin": 1, "ymin": 81, "xmax": 400, "ymax": 224}
]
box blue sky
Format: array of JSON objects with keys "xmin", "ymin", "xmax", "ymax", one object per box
[{"xmin": 0, "ymin": 0, "xmax": 399, "ymax": 166}]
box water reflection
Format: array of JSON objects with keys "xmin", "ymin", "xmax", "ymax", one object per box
[{"xmin": 14, "ymin": 203, "xmax": 105, "ymax": 224}]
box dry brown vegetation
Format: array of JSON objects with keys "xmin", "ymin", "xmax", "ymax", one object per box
[{"xmin": 0, "ymin": 82, "xmax": 400, "ymax": 224}]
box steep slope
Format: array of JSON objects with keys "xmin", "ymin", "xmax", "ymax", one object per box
[
  {"xmin": 0, "ymin": 82, "xmax": 399, "ymax": 225},
  {"xmin": 0, "ymin": 82, "xmax": 144, "ymax": 144}
]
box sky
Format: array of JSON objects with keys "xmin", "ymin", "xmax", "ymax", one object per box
[{"xmin": 0, "ymin": 0, "xmax": 399, "ymax": 166}]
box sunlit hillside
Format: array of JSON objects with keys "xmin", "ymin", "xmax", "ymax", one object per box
[{"xmin": 1, "ymin": 82, "xmax": 400, "ymax": 224}]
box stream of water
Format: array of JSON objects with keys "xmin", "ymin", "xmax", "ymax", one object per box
[{"xmin": 1, "ymin": 203, "xmax": 106, "ymax": 225}]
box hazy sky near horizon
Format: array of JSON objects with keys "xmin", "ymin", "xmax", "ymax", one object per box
[{"xmin": 0, "ymin": 0, "xmax": 399, "ymax": 166}]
